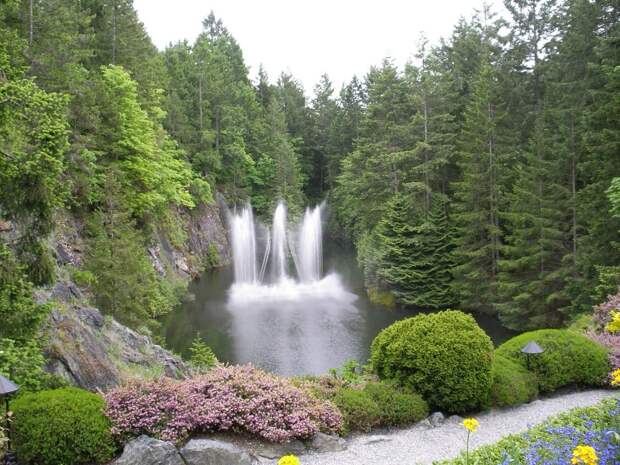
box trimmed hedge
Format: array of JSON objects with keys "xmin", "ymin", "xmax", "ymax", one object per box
[
  {"xmin": 363, "ymin": 381, "xmax": 429, "ymax": 426},
  {"xmin": 371, "ymin": 310, "xmax": 494, "ymax": 413},
  {"xmin": 495, "ymin": 329, "xmax": 610, "ymax": 393},
  {"xmin": 12, "ymin": 388, "xmax": 116, "ymax": 465},
  {"xmin": 332, "ymin": 388, "xmax": 381, "ymax": 434},
  {"xmin": 488, "ymin": 355, "xmax": 538, "ymax": 408}
]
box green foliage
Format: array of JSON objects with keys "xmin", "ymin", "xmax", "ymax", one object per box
[
  {"xmin": 376, "ymin": 195, "xmax": 455, "ymax": 308},
  {"xmin": 0, "ymin": 243, "xmax": 49, "ymax": 342},
  {"xmin": 84, "ymin": 177, "xmax": 183, "ymax": 331},
  {"xmin": 188, "ymin": 335, "xmax": 218, "ymax": 372},
  {"xmin": 370, "ymin": 310, "xmax": 493, "ymax": 413},
  {"xmin": 99, "ymin": 65, "xmax": 210, "ymax": 220},
  {"xmin": 495, "ymin": 329, "xmax": 610, "ymax": 393},
  {"xmin": 332, "ymin": 388, "xmax": 381, "ymax": 434},
  {"xmin": 0, "ymin": 338, "xmax": 47, "ymax": 392},
  {"xmin": 204, "ymin": 243, "xmax": 221, "ymax": 269},
  {"xmin": 363, "ymin": 381, "xmax": 429, "ymax": 426},
  {"xmin": 12, "ymin": 388, "xmax": 116, "ymax": 465},
  {"xmin": 487, "ymin": 354, "xmax": 538, "ymax": 408}
]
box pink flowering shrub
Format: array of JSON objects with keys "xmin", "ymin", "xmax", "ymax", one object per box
[
  {"xmin": 104, "ymin": 365, "xmax": 342, "ymax": 443},
  {"xmin": 587, "ymin": 331, "xmax": 620, "ymax": 373},
  {"xmin": 593, "ymin": 288, "xmax": 620, "ymax": 330}
]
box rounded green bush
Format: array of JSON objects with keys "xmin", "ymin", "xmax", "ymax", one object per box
[
  {"xmin": 363, "ymin": 381, "xmax": 429, "ymax": 426},
  {"xmin": 495, "ymin": 329, "xmax": 610, "ymax": 393},
  {"xmin": 12, "ymin": 387, "xmax": 116, "ymax": 465},
  {"xmin": 370, "ymin": 310, "xmax": 493, "ymax": 413},
  {"xmin": 332, "ymin": 388, "xmax": 381, "ymax": 434},
  {"xmin": 488, "ymin": 355, "xmax": 539, "ymax": 408}
]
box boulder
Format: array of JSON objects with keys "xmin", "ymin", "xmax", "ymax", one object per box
[
  {"xmin": 429, "ymin": 412, "xmax": 445, "ymax": 427},
  {"xmin": 308, "ymin": 432, "xmax": 347, "ymax": 453},
  {"xmin": 447, "ymin": 415, "xmax": 465, "ymax": 424},
  {"xmin": 114, "ymin": 435, "xmax": 184, "ymax": 465},
  {"xmin": 180, "ymin": 438, "xmax": 255, "ymax": 465},
  {"xmin": 254, "ymin": 439, "xmax": 306, "ymax": 459}
]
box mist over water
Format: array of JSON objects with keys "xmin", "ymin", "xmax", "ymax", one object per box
[{"xmin": 164, "ymin": 201, "xmax": 516, "ymax": 376}]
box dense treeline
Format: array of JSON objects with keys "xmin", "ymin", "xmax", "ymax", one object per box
[{"xmin": 0, "ymin": 0, "xmax": 618, "ymax": 358}]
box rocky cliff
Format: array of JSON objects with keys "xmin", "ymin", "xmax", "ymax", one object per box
[
  {"xmin": 37, "ymin": 200, "xmax": 231, "ymax": 391},
  {"xmin": 38, "ymin": 281, "xmax": 191, "ymax": 391}
]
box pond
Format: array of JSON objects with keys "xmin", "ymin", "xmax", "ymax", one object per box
[{"xmin": 163, "ymin": 239, "xmax": 516, "ymax": 376}]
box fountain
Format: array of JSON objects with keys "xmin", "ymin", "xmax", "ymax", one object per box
[
  {"xmin": 230, "ymin": 204, "xmax": 257, "ymax": 284},
  {"xmin": 229, "ymin": 201, "xmax": 325, "ymax": 286}
]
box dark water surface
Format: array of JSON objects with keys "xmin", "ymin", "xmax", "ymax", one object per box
[{"xmin": 163, "ymin": 244, "xmax": 516, "ymax": 376}]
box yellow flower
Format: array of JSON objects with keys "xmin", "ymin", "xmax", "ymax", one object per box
[
  {"xmin": 571, "ymin": 445, "xmax": 598, "ymax": 465},
  {"xmin": 278, "ymin": 455, "xmax": 301, "ymax": 465},
  {"xmin": 463, "ymin": 418, "xmax": 479, "ymax": 433},
  {"xmin": 611, "ymin": 368, "xmax": 620, "ymax": 387},
  {"xmin": 606, "ymin": 311, "xmax": 620, "ymax": 334}
]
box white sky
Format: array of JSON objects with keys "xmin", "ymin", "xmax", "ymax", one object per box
[{"xmin": 134, "ymin": 0, "xmax": 505, "ymax": 94}]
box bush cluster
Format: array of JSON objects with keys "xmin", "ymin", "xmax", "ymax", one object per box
[
  {"xmin": 495, "ymin": 329, "xmax": 610, "ymax": 393},
  {"xmin": 105, "ymin": 364, "xmax": 342, "ymax": 443},
  {"xmin": 332, "ymin": 388, "xmax": 381, "ymax": 433},
  {"xmin": 487, "ymin": 355, "xmax": 538, "ymax": 408},
  {"xmin": 371, "ymin": 310, "xmax": 494, "ymax": 413},
  {"xmin": 11, "ymin": 388, "xmax": 116, "ymax": 465},
  {"xmin": 363, "ymin": 381, "xmax": 428, "ymax": 426}
]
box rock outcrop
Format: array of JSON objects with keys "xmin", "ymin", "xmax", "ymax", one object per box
[
  {"xmin": 42, "ymin": 291, "xmax": 190, "ymax": 391},
  {"xmin": 180, "ymin": 438, "xmax": 255, "ymax": 465},
  {"xmin": 114, "ymin": 436, "xmax": 185, "ymax": 465},
  {"xmin": 112, "ymin": 433, "xmax": 349, "ymax": 465}
]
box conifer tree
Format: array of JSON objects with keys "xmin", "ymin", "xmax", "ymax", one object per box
[{"xmin": 452, "ymin": 56, "xmax": 508, "ymax": 312}]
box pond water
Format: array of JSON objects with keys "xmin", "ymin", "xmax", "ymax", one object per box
[{"xmin": 162, "ymin": 241, "xmax": 516, "ymax": 376}]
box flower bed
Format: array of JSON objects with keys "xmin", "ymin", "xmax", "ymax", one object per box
[
  {"xmin": 104, "ymin": 364, "xmax": 342, "ymax": 443},
  {"xmin": 436, "ymin": 398, "xmax": 620, "ymax": 465}
]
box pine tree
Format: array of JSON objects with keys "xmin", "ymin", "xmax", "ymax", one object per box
[
  {"xmin": 452, "ymin": 56, "xmax": 508, "ymax": 312},
  {"xmin": 376, "ymin": 194, "xmax": 419, "ymax": 303}
]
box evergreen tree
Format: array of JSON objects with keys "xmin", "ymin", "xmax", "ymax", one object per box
[{"xmin": 452, "ymin": 56, "xmax": 509, "ymax": 312}]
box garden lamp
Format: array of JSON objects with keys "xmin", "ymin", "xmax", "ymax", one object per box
[
  {"xmin": 0, "ymin": 375, "xmax": 19, "ymax": 450},
  {"xmin": 521, "ymin": 341, "xmax": 544, "ymax": 369}
]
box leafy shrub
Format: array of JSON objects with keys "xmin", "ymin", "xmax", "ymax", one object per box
[
  {"xmin": 487, "ymin": 355, "xmax": 538, "ymax": 408},
  {"xmin": 12, "ymin": 388, "xmax": 116, "ymax": 465},
  {"xmin": 332, "ymin": 388, "xmax": 381, "ymax": 434},
  {"xmin": 495, "ymin": 329, "xmax": 610, "ymax": 393},
  {"xmin": 0, "ymin": 338, "xmax": 50, "ymax": 391},
  {"xmin": 292, "ymin": 375, "xmax": 346, "ymax": 400},
  {"xmin": 370, "ymin": 310, "xmax": 493, "ymax": 413},
  {"xmin": 188, "ymin": 335, "xmax": 218, "ymax": 372},
  {"xmin": 105, "ymin": 364, "xmax": 342, "ymax": 443},
  {"xmin": 0, "ymin": 243, "xmax": 49, "ymax": 342},
  {"xmin": 438, "ymin": 398, "xmax": 620, "ymax": 465},
  {"xmin": 363, "ymin": 381, "xmax": 428, "ymax": 426}
]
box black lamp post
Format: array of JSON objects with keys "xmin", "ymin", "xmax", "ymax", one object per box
[
  {"xmin": 0, "ymin": 375, "xmax": 19, "ymax": 451},
  {"xmin": 521, "ymin": 341, "xmax": 544, "ymax": 369}
]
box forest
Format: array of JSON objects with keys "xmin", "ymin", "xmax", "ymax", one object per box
[{"xmin": 0, "ymin": 0, "xmax": 619, "ymax": 350}]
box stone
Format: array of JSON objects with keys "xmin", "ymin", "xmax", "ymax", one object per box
[
  {"xmin": 447, "ymin": 415, "xmax": 465, "ymax": 424},
  {"xmin": 429, "ymin": 412, "xmax": 445, "ymax": 427},
  {"xmin": 254, "ymin": 439, "xmax": 306, "ymax": 459},
  {"xmin": 180, "ymin": 438, "xmax": 255, "ymax": 465},
  {"xmin": 113, "ymin": 435, "xmax": 184, "ymax": 465},
  {"xmin": 308, "ymin": 432, "xmax": 347, "ymax": 453},
  {"xmin": 418, "ymin": 418, "xmax": 432, "ymax": 428}
]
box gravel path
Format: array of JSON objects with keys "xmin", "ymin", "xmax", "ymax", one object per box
[{"xmin": 303, "ymin": 389, "xmax": 618, "ymax": 465}]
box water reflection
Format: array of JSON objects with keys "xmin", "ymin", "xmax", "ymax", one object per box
[{"xmin": 162, "ymin": 246, "xmax": 516, "ymax": 376}]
